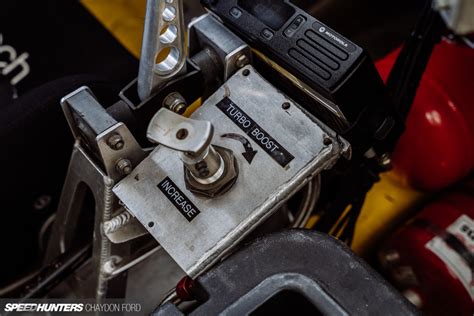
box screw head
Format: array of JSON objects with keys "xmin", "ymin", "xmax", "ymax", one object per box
[
  {"xmin": 116, "ymin": 158, "xmax": 133, "ymax": 175},
  {"xmin": 379, "ymin": 153, "xmax": 392, "ymax": 169},
  {"xmin": 236, "ymin": 54, "xmax": 250, "ymax": 68},
  {"xmin": 107, "ymin": 134, "xmax": 124, "ymax": 151},
  {"xmin": 282, "ymin": 102, "xmax": 291, "ymax": 110}
]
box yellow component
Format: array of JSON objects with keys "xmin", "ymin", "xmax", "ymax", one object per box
[
  {"xmin": 305, "ymin": 214, "xmax": 321, "ymax": 229},
  {"xmin": 184, "ymin": 98, "xmax": 202, "ymax": 117},
  {"xmin": 351, "ymin": 171, "xmax": 426, "ymax": 256},
  {"xmin": 81, "ymin": 0, "xmax": 147, "ymax": 58},
  {"xmin": 328, "ymin": 204, "xmax": 351, "ymax": 236},
  {"xmin": 335, "ymin": 217, "xmax": 350, "ymax": 239}
]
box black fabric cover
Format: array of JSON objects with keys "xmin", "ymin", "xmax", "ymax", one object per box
[{"xmin": 0, "ymin": 0, "xmax": 138, "ymax": 285}]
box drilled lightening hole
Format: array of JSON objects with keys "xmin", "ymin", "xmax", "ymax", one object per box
[
  {"xmin": 160, "ymin": 24, "xmax": 178, "ymax": 44},
  {"xmin": 155, "ymin": 47, "xmax": 180, "ymax": 74},
  {"xmin": 163, "ymin": 6, "xmax": 176, "ymax": 22}
]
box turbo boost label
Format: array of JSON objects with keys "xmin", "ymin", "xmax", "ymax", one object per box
[{"xmin": 216, "ymin": 97, "xmax": 294, "ymax": 167}]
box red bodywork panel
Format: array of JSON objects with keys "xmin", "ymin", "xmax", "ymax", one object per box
[{"xmin": 376, "ymin": 41, "xmax": 474, "ymax": 192}]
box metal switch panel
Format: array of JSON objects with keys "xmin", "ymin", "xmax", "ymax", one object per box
[{"xmin": 113, "ymin": 66, "xmax": 346, "ymax": 277}]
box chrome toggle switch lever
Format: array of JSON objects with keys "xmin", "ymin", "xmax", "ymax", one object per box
[{"xmin": 147, "ymin": 108, "xmax": 238, "ymax": 197}]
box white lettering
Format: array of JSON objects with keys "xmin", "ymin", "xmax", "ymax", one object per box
[
  {"xmin": 324, "ymin": 31, "xmax": 348, "ymax": 48},
  {"xmin": 251, "ymin": 128, "xmax": 280, "ymax": 152},
  {"xmin": 160, "ymin": 180, "xmax": 172, "ymax": 191},
  {"xmin": 226, "ymin": 104, "xmax": 252, "ymax": 128},
  {"xmin": 0, "ymin": 34, "xmax": 30, "ymax": 86}
]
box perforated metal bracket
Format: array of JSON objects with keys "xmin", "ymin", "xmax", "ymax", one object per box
[{"xmin": 138, "ymin": 0, "xmax": 187, "ymax": 101}]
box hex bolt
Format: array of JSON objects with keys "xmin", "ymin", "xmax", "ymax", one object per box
[
  {"xmin": 116, "ymin": 158, "xmax": 133, "ymax": 175},
  {"xmin": 236, "ymin": 54, "xmax": 249, "ymax": 69},
  {"xmin": 163, "ymin": 92, "xmax": 187, "ymax": 114},
  {"xmin": 379, "ymin": 153, "xmax": 392, "ymax": 169},
  {"xmin": 107, "ymin": 134, "xmax": 124, "ymax": 151}
]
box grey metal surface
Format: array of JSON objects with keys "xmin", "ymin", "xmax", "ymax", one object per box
[
  {"xmin": 61, "ymin": 87, "xmax": 146, "ymax": 182},
  {"xmin": 44, "ymin": 144, "xmax": 129, "ymax": 300},
  {"xmin": 188, "ymin": 14, "xmax": 252, "ymax": 81},
  {"xmin": 114, "ymin": 66, "xmax": 345, "ymax": 277},
  {"xmin": 435, "ymin": 0, "xmax": 474, "ymax": 35},
  {"xmin": 97, "ymin": 122, "xmax": 146, "ymax": 182},
  {"xmin": 61, "ymin": 86, "xmax": 118, "ymax": 142},
  {"xmin": 138, "ymin": 0, "xmax": 187, "ymax": 100},
  {"xmin": 47, "ymin": 87, "xmax": 149, "ymax": 301}
]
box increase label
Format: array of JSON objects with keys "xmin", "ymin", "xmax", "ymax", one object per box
[
  {"xmin": 216, "ymin": 97, "xmax": 294, "ymax": 167},
  {"xmin": 158, "ymin": 177, "xmax": 200, "ymax": 222}
]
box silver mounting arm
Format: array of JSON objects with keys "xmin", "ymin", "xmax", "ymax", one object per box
[{"xmin": 138, "ymin": 0, "xmax": 187, "ymax": 101}]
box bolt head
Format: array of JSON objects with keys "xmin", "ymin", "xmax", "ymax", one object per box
[
  {"xmin": 107, "ymin": 134, "xmax": 124, "ymax": 150},
  {"xmin": 163, "ymin": 92, "xmax": 187, "ymax": 114},
  {"xmin": 116, "ymin": 158, "xmax": 133, "ymax": 175},
  {"xmin": 379, "ymin": 153, "xmax": 392, "ymax": 169},
  {"xmin": 236, "ymin": 54, "xmax": 250, "ymax": 69}
]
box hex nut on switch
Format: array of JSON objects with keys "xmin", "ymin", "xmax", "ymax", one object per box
[{"xmin": 184, "ymin": 146, "xmax": 238, "ymax": 198}]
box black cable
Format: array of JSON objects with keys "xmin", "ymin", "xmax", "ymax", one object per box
[{"xmin": 386, "ymin": 0, "xmax": 445, "ymax": 120}]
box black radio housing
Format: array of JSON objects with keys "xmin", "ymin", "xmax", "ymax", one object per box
[{"xmin": 202, "ymin": 0, "xmax": 402, "ymax": 155}]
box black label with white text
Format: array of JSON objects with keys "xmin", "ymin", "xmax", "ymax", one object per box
[
  {"xmin": 158, "ymin": 177, "xmax": 200, "ymax": 222},
  {"xmin": 216, "ymin": 97, "xmax": 294, "ymax": 167}
]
